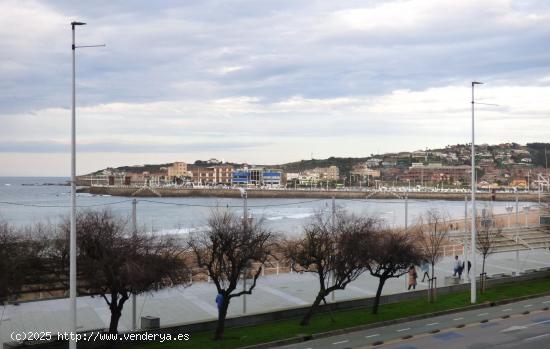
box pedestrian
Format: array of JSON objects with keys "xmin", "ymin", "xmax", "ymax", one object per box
[
  {"xmin": 453, "ymin": 255, "xmax": 462, "ymax": 277},
  {"xmin": 215, "ymin": 289, "xmax": 225, "ymax": 312},
  {"xmin": 421, "ymin": 259, "xmax": 430, "ymax": 282},
  {"xmin": 458, "ymin": 261, "xmax": 464, "ymax": 278},
  {"xmin": 408, "ymin": 265, "xmax": 418, "ymax": 290},
  {"xmin": 467, "ymin": 260, "xmax": 472, "ymax": 275}
]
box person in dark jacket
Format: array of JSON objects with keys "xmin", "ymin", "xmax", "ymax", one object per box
[{"xmin": 215, "ymin": 289, "xmax": 225, "ymax": 311}]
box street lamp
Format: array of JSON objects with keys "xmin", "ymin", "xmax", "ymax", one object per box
[
  {"xmin": 70, "ymin": 22, "xmax": 104, "ymax": 349},
  {"xmin": 69, "ymin": 21, "xmax": 86, "ymax": 349},
  {"xmin": 470, "ymin": 81, "xmax": 483, "ymax": 304}
]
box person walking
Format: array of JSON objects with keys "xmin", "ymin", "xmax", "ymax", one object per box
[
  {"xmin": 421, "ymin": 259, "xmax": 430, "ymax": 282},
  {"xmin": 215, "ymin": 289, "xmax": 225, "ymax": 313},
  {"xmin": 453, "ymin": 255, "xmax": 462, "ymax": 277},
  {"xmin": 408, "ymin": 265, "xmax": 418, "ymax": 290}
]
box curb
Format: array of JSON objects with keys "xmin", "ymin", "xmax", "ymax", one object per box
[{"xmin": 239, "ymin": 291, "xmax": 550, "ymax": 349}]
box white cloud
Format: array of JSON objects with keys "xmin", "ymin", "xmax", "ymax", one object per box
[{"xmin": 1, "ymin": 0, "xmax": 550, "ymax": 175}]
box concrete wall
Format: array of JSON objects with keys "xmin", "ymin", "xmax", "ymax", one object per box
[{"xmin": 6, "ymin": 270, "xmax": 550, "ymax": 349}]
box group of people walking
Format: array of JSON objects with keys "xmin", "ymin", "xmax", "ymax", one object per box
[{"xmin": 407, "ymin": 256, "xmax": 472, "ymax": 291}]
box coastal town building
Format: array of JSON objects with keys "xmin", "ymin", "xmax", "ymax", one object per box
[
  {"xmin": 351, "ymin": 163, "xmax": 381, "ymax": 178},
  {"xmin": 232, "ymin": 167, "xmax": 283, "ymax": 187},
  {"xmin": 306, "ymin": 166, "xmax": 340, "ymax": 181},
  {"xmin": 167, "ymin": 162, "xmax": 188, "ymax": 179},
  {"xmin": 191, "ymin": 165, "xmax": 233, "ymax": 185}
]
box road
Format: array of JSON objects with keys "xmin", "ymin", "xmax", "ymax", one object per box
[{"xmin": 276, "ymin": 295, "xmax": 550, "ymax": 349}]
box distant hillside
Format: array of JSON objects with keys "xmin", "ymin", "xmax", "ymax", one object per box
[
  {"xmin": 277, "ymin": 157, "xmax": 371, "ymax": 176},
  {"xmin": 527, "ymin": 142, "xmax": 550, "ymax": 168},
  {"xmin": 87, "ymin": 142, "xmax": 549, "ymax": 177}
]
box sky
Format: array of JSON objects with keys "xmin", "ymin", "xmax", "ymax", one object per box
[{"xmin": 1, "ymin": 0, "xmax": 549, "ymax": 176}]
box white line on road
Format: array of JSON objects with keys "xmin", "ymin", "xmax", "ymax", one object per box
[
  {"xmin": 365, "ymin": 334, "xmax": 380, "ymax": 338},
  {"xmin": 529, "ymin": 319, "xmax": 550, "ymax": 326},
  {"xmin": 397, "ymin": 328, "xmax": 411, "ymax": 332},
  {"xmin": 502, "ymin": 309, "xmax": 513, "ymax": 312},
  {"xmin": 453, "ymin": 317, "xmax": 464, "ymax": 321},
  {"xmin": 426, "ymin": 322, "xmax": 439, "ymax": 326},
  {"xmin": 524, "ymin": 304, "xmax": 533, "ymax": 308},
  {"xmin": 524, "ymin": 333, "xmax": 550, "ymax": 342},
  {"xmin": 477, "ymin": 313, "xmax": 489, "ymax": 317},
  {"xmin": 332, "ymin": 340, "xmax": 349, "ymax": 345},
  {"xmin": 543, "ymin": 300, "xmax": 550, "ymax": 304}
]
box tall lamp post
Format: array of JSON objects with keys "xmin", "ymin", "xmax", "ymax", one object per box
[
  {"xmin": 70, "ymin": 21, "xmax": 86, "ymax": 349},
  {"xmin": 470, "ymin": 81, "xmax": 483, "ymax": 304},
  {"xmin": 70, "ymin": 22, "xmax": 104, "ymax": 349}
]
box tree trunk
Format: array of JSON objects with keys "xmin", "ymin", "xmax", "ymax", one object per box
[
  {"xmin": 214, "ymin": 297, "xmax": 230, "ymax": 340},
  {"xmin": 372, "ymin": 278, "xmax": 386, "ymax": 315},
  {"xmin": 429, "ymin": 265, "xmax": 436, "ymax": 303},
  {"xmin": 300, "ymin": 292, "xmax": 325, "ymax": 326},
  {"xmin": 481, "ymin": 257, "xmax": 487, "ymax": 293},
  {"xmin": 107, "ymin": 292, "xmax": 128, "ymax": 334},
  {"xmin": 109, "ymin": 307, "xmax": 122, "ymax": 334}
]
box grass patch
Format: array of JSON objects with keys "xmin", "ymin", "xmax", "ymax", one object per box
[{"xmin": 124, "ymin": 277, "xmax": 550, "ymax": 349}]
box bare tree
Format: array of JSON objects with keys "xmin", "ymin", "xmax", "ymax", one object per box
[
  {"xmin": 368, "ymin": 229, "xmax": 423, "ymax": 314},
  {"xmin": 0, "ymin": 220, "xmax": 24, "ymax": 304},
  {"xmin": 285, "ymin": 211, "xmax": 376, "ymax": 326},
  {"xmin": 0, "ymin": 221, "xmax": 46, "ymax": 304},
  {"xmin": 188, "ymin": 209, "xmax": 276, "ymax": 340},
  {"xmin": 475, "ymin": 208, "xmax": 503, "ymax": 292},
  {"xmin": 69, "ymin": 210, "xmax": 190, "ymax": 334},
  {"xmin": 416, "ymin": 209, "xmax": 450, "ymax": 302}
]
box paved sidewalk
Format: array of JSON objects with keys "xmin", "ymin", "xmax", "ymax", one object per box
[{"xmin": 2, "ymin": 249, "xmax": 550, "ymax": 346}]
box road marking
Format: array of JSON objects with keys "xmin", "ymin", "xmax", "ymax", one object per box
[
  {"xmin": 524, "ymin": 304, "xmax": 533, "ymax": 308},
  {"xmin": 365, "ymin": 334, "xmax": 380, "ymax": 338},
  {"xmin": 500, "ymin": 325, "xmax": 527, "ymax": 333},
  {"xmin": 477, "ymin": 313, "xmax": 489, "ymax": 317},
  {"xmin": 529, "ymin": 319, "xmax": 550, "ymax": 326},
  {"xmin": 524, "ymin": 333, "xmax": 550, "ymax": 342},
  {"xmin": 453, "ymin": 317, "xmax": 464, "ymax": 321},
  {"xmin": 543, "ymin": 300, "xmax": 550, "ymax": 304},
  {"xmin": 332, "ymin": 340, "xmax": 349, "ymax": 345},
  {"xmin": 426, "ymin": 322, "xmax": 439, "ymax": 326},
  {"xmin": 397, "ymin": 328, "xmax": 411, "ymax": 332},
  {"xmin": 502, "ymin": 309, "xmax": 513, "ymax": 312}
]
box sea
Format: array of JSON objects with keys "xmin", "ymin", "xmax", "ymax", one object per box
[{"xmin": 0, "ymin": 177, "xmax": 532, "ymax": 236}]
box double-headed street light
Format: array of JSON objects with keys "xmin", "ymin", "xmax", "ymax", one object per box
[
  {"xmin": 70, "ymin": 21, "xmax": 104, "ymax": 349},
  {"xmin": 470, "ymin": 81, "xmax": 483, "ymax": 304}
]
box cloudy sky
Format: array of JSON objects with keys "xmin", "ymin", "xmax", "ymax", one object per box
[{"xmin": 1, "ymin": 0, "xmax": 549, "ymax": 176}]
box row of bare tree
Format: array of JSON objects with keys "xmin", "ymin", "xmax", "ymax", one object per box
[{"xmin": 0, "ymin": 207, "xmax": 503, "ymax": 340}]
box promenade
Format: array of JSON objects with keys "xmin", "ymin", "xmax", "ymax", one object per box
[{"xmin": 2, "ymin": 249, "xmax": 550, "ymax": 346}]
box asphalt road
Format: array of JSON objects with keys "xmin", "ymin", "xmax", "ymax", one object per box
[{"xmin": 276, "ymin": 295, "xmax": 550, "ymax": 349}]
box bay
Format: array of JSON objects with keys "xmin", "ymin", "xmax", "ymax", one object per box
[{"xmin": 0, "ymin": 177, "xmax": 531, "ymax": 235}]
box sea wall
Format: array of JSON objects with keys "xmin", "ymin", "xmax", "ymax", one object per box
[{"xmin": 87, "ymin": 186, "xmax": 550, "ymax": 202}]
